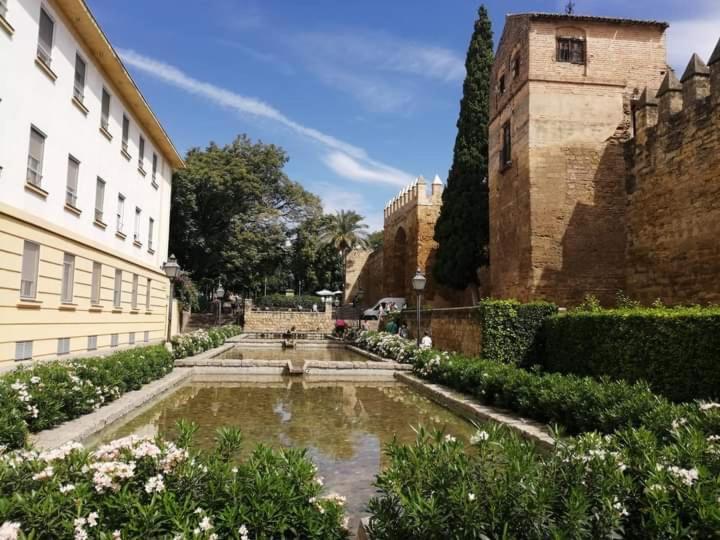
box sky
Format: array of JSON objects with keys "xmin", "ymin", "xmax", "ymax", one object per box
[{"xmin": 88, "ymin": 0, "xmax": 720, "ymax": 232}]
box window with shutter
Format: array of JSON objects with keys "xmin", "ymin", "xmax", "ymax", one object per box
[
  {"xmin": 91, "ymin": 262, "xmax": 102, "ymax": 305},
  {"xmin": 87, "ymin": 335, "xmax": 97, "ymax": 351},
  {"xmin": 95, "ymin": 178, "xmax": 105, "ymax": 222},
  {"xmin": 134, "ymin": 207, "xmax": 141, "ymax": 243},
  {"xmin": 37, "ymin": 8, "xmax": 53, "ymax": 65},
  {"xmin": 61, "ymin": 253, "xmax": 75, "ymax": 303},
  {"xmin": 113, "ymin": 269, "xmax": 122, "ymax": 307},
  {"xmin": 57, "ymin": 337, "xmax": 70, "ymax": 355},
  {"xmin": 15, "ymin": 341, "xmax": 33, "ymax": 361},
  {"xmin": 146, "ymin": 278, "xmax": 152, "ymax": 310},
  {"xmin": 27, "ymin": 127, "xmax": 45, "ymax": 187},
  {"xmin": 20, "ymin": 241, "xmax": 40, "ymax": 299},
  {"xmin": 74, "ymin": 54, "xmax": 86, "ymax": 102},
  {"xmin": 101, "ymin": 89, "xmax": 111, "ymax": 131},
  {"xmin": 66, "ymin": 156, "xmax": 79, "ymax": 207},
  {"xmin": 131, "ymin": 274, "xmax": 139, "ymax": 309},
  {"xmin": 117, "ymin": 194, "xmax": 125, "ymax": 233},
  {"xmin": 138, "ymin": 136, "xmax": 145, "ymax": 169},
  {"xmin": 122, "ymin": 115, "xmax": 130, "ymax": 152},
  {"xmin": 148, "ymin": 217, "xmax": 154, "ymax": 250}
]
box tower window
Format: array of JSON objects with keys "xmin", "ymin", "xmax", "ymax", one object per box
[
  {"xmin": 501, "ymin": 121, "xmax": 512, "ymax": 168},
  {"xmin": 557, "ymin": 38, "xmax": 585, "ymax": 64}
]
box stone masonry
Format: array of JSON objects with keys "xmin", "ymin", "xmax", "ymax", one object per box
[
  {"xmin": 243, "ymin": 308, "xmax": 334, "ymax": 333},
  {"xmin": 406, "ymin": 307, "xmax": 483, "ymax": 357}
]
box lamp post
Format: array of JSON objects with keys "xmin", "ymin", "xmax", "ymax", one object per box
[
  {"xmin": 162, "ymin": 254, "xmax": 180, "ymax": 342},
  {"xmin": 216, "ymin": 282, "xmax": 225, "ymax": 325},
  {"xmin": 411, "ymin": 268, "xmax": 427, "ymax": 346}
]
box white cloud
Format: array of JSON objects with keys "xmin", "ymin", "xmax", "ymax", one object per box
[
  {"xmin": 666, "ymin": 18, "xmax": 720, "ymax": 73},
  {"xmin": 315, "ymin": 184, "xmax": 384, "ymax": 232},
  {"xmin": 323, "ymin": 152, "xmax": 412, "ymax": 187},
  {"xmin": 118, "ymin": 49, "xmax": 414, "ymax": 184}
]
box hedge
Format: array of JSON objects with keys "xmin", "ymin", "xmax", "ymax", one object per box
[
  {"xmin": 475, "ymin": 300, "xmax": 557, "ymax": 365},
  {"xmin": 543, "ymin": 307, "xmax": 720, "ymax": 402},
  {"xmin": 170, "ymin": 324, "xmax": 242, "ymax": 359}
]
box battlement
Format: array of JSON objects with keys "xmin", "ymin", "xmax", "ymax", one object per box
[
  {"xmin": 634, "ymin": 38, "xmax": 720, "ymax": 137},
  {"xmin": 384, "ymin": 174, "xmax": 444, "ymax": 222}
]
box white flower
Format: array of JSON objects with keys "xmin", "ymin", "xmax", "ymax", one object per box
[
  {"xmin": 30, "ymin": 376, "xmax": 41, "ymax": 384},
  {"xmin": 87, "ymin": 512, "xmax": 98, "ymax": 528},
  {"xmin": 59, "ymin": 483, "xmax": 75, "ymax": 493},
  {"xmin": 470, "ymin": 431, "xmax": 489, "ymax": 444},
  {"xmin": 231, "ymin": 467, "xmax": 238, "ymax": 474},
  {"xmin": 238, "ymin": 524, "xmax": 248, "ymax": 536},
  {"xmin": 0, "ymin": 521, "xmax": 21, "ymax": 540},
  {"xmin": 145, "ymin": 474, "xmax": 165, "ymax": 494},
  {"xmin": 444, "ymin": 434, "xmax": 456, "ymax": 443},
  {"xmin": 468, "ymin": 492, "xmax": 476, "ymax": 501},
  {"xmin": 112, "ymin": 531, "xmax": 122, "ymax": 540},
  {"xmin": 667, "ymin": 466, "xmax": 699, "ymax": 486},
  {"xmin": 198, "ymin": 516, "xmax": 213, "ymax": 532},
  {"xmin": 671, "ymin": 418, "xmax": 687, "ymax": 431},
  {"xmin": 314, "ymin": 476, "xmax": 324, "ymax": 486},
  {"xmin": 32, "ymin": 466, "xmax": 54, "ymax": 481},
  {"xmin": 700, "ymin": 402, "xmax": 720, "ymax": 411}
]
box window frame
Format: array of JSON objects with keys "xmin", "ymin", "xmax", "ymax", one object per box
[
  {"xmin": 15, "ymin": 341, "xmax": 33, "ymax": 361},
  {"xmin": 113, "ymin": 268, "xmax": 122, "ymax": 308},
  {"xmin": 101, "ymin": 88, "xmax": 111, "ymax": 131},
  {"xmin": 556, "ymin": 37, "xmax": 586, "ymax": 65},
  {"xmin": 73, "ymin": 53, "xmax": 86, "ymax": 102},
  {"xmin": 116, "ymin": 193, "xmax": 125, "ymax": 233},
  {"xmin": 0, "ymin": 0, "xmax": 9, "ymax": 20},
  {"xmin": 27, "ymin": 126, "xmax": 46, "ymax": 188},
  {"xmin": 91, "ymin": 261, "xmax": 102, "ymax": 305},
  {"xmin": 134, "ymin": 207, "xmax": 142, "ymax": 243},
  {"xmin": 131, "ymin": 273, "xmax": 139, "ymax": 310},
  {"xmin": 37, "ymin": 7, "xmax": 54, "ymax": 66},
  {"xmin": 138, "ymin": 135, "xmax": 145, "ymax": 170},
  {"xmin": 87, "ymin": 335, "xmax": 97, "ymax": 351},
  {"xmin": 511, "ymin": 56, "xmax": 520, "ymax": 79},
  {"xmin": 110, "ymin": 333, "xmax": 119, "ymax": 348},
  {"xmin": 152, "ymin": 153, "xmax": 158, "ymax": 182},
  {"xmin": 61, "ymin": 252, "xmax": 75, "ymax": 304},
  {"xmin": 128, "ymin": 332, "xmax": 135, "ymax": 345},
  {"xmin": 147, "ymin": 217, "xmax": 154, "ymax": 251},
  {"xmin": 121, "ymin": 114, "xmax": 130, "ymax": 153},
  {"xmin": 66, "ymin": 155, "xmax": 80, "ymax": 208},
  {"xmin": 145, "ymin": 278, "xmax": 151, "ymax": 310},
  {"xmin": 498, "ymin": 73, "xmax": 506, "ymax": 95},
  {"xmin": 57, "ymin": 337, "xmax": 70, "ymax": 355},
  {"xmin": 94, "ymin": 177, "xmax": 106, "ymax": 222},
  {"xmin": 20, "ymin": 240, "xmax": 40, "ymax": 300}
]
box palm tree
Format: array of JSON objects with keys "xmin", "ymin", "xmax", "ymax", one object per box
[{"xmin": 319, "ymin": 210, "xmax": 369, "ymax": 298}]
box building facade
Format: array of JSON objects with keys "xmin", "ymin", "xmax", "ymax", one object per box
[
  {"xmin": 0, "ymin": 0, "xmax": 184, "ymax": 363},
  {"xmin": 488, "ymin": 14, "xmax": 668, "ymax": 306}
]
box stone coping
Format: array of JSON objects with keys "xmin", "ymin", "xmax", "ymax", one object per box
[{"xmin": 395, "ymin": 373, "xmax": 555, "ymax": 449}]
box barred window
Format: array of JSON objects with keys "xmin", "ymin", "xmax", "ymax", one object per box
[
  {"xmin": 557, "ymin": 38, "xmax": 585, "ymax": 65},
  {"xmin": 501, "ymin": 121, "xmax": 512, "ymax": 168}
]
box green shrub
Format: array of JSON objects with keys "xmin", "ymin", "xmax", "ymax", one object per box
[
  {"xmin": 368, "ymin": 425, "xmax": 720, "ymax": 539},
  {"xmin": 0, "ymin": 345, "xmax": 173, "ymax": 450},
  {"xmin": 255, "ymin": 294, "xmax": 324, "ymax": 310},
  {"xmin": 170, "ymin": 324, "xmax": 242, "ymax": 359},
  {"xmin": 475, "ymin": 300, "xmax": 557, "ymax": 365},
  {"xmin": 543, "ymin": 306, "xmax": 720, "ymax": 402},
  {"xmin": 0, "ymin": 423, "xmax": 348, "ymax": 539}
]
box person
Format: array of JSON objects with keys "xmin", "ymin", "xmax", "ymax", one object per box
[
  {"xmin": 361, "ymin": 319, "xmax": 368, "ymax": 331},
  {"xmin": 378, "ymin": 303, "xmax": 386, "ymax": 320},
  {"xmin": 398, "ymin": 323, "xmax": 409, "ymax": 339},
  {"xmin": 420, "ymin": 332, "xmax": 432, "ymax": 349},
  {"xmin": 335, "ymin": 318, "xmax": 347, "ymax": 337},
  {"xmin": 312, "ymin": 303, "xmax": 318, "ymax": 312},
  {"xmin": 385, "ymin": 318, "xmax": 398, "ymax": 335}
]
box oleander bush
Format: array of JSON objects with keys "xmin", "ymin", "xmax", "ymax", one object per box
[
  {"xmin": 170, "ymin": 325, "xmax": 242, "ymax": 359},
  {"xmin": 354, "ymin": 331, "xmax": 420, "ymax": 363},
  {"xmin": 0, "ymin": 345, "xmax": 174, "ymax": 450},
  {"xmin": 368, "ymin": 425, "xmax": 720, "ymax": 539},
  {"xmin": 475, "ymin": 299, "xmax": 558, "ymax": 366},
  {"xmin": 0, "ymin": 423, "xmax": 348, "ymax": 539},
  {"xmin": 255, "ymin": 294, "xmax": 325, "ymax": 311},
  {"xmin": 543, "ymin": 306, "xmax": 720, "ymax": 402}
]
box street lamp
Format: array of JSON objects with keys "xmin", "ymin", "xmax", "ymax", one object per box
[
  {"xmin": 411, "ymin": 268, "xmax": 427, "ymax": 346},
  {"xmin": 162, "ymin": 254, "xmax": 181, "ymax": 342},
  {"xmin": 216, "ymin": 282, "xmax": 225, "ymax": 324}
]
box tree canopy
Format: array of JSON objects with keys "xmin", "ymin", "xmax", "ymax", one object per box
[
  {"xmin": 432, "ymin": 5, "xmax": 493, "ymax": 290},
  {"xmin": 318, "ymin": 210, "xmax": 369, "ymax": 291}
]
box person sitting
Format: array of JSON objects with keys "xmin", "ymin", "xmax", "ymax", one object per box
[
  {"xmin": 398, "ymin": 323, "xmax": 409, "ymax": 339},
  {"xmin": 420, "ymin": 332, "xmax": 433, "ymax": 349}
]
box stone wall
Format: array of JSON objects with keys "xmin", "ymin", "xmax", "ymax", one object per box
[
  {"xmin": 243, "ymin": 309, "xmax": 334, "ymax": 333},
  {"xmin": 405, "ymin": 307, "xmax": 483, "ymax": 357},
  {"xmin": 626, "ymin": 52, "xmax": 720, "ymax": 304},
  {"xmin": 344, "ymin": 248, "xmax": 384, "ymax": 308}
]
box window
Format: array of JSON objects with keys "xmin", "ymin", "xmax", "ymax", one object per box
[
  {"xmin": 113, "ymin": 269, "xmax": 122, "ymax": 307},
  {"xmin": 138, "ymin": 136, "xmax": 145, "ymax": 170},
  {"xmin": 116, "ymin": 194, "xmax": 125, "ymax": 233},
  {"xmin": 73, "ymin": 54, "xmax": 86, "ymax": 102},
  {"xmin": 95, "ymin": 177, "xmax": 105, "ymax": 222},
  {"xmin": 147, "ymin": 217, "xmax": 154, "ymax": 251},
  {"xmin": 121, "ymin": 115, "xmax": 130, "ymax": 153},
  {"xmin": 15, "ymin": 341, "xmax": 33, "ymax": 361},
  {"xmin": 152, "ymin": 153, "xmax": 158, "ymax": 182},
  {"xmin": 557, "ymin": 37, "xmax": 585, "ymax": 65},
  {"xmin": 61, "ymin": 253, "xmax": 75, "ymax": 303},
  {"xmin": 57, "ymin": 337, "xmax": 70, "ymax": 355},
  {"xmin": 134, "ymin": 207, "xmax": 141, "ymax": 243},
  {"xmin": 511, "ymin": 57, "xmax": 520, "ymax": 79},
  {"xmin": 499, "ymin": 74, "xmax": 506, "ymax": 95},
  {"xmin": 145, "ymin": 278, "xmax": 151, "ymax": 310},
  {"xmin": 37, "ymin": 8, "xmax": 54, "ymax": 66},
  {"xmin": 26, "ymin": 126, "xmax": 45, "ymax": 187},
  {"xmin": 501, "ymin": 121, "xmax": 512, "ymax": 168},
  {"xmin": 128, "ymin": 332, "xmax": 135, "ymax": 345},
  {"xmin": 91, "ymin": 262, "xmax": 102, "ymax": 305},
  {"xmin": 110, "ymin": 334, "xmax": 119, "ymax": 347},
  {"xmin": 131, "ymin": 273, "xmax": 138, "ymax": 309},
  {"xmin": 20, "ymin": 241, "xmax": 40, "ymax": 299},
  {"xmin": 101, "ymin": 88, "xmax": 111, "ymax": 131},
  {"xmin": 87, "ymin": 335, "xmax": 97, "ymax": 351},
  {"xmin": 144, "ymin": 331, "xmax": 149, "ymax": 343},
  {"xmin": 66, "ymin": 155, "xmax": 79, "ymax": 208}
]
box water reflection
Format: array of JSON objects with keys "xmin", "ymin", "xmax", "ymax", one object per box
[
  {"xmin": 90, "ymin": 379, "xmax": 475, "ymax": 522},
  {"xmin": 216, "ymin": 345, "xmax": 366, "ymax": 362}
]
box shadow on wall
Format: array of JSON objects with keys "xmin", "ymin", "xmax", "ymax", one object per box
[{"xmin": 537, "ymin": 134, "xmax": 628, "ymax": 307}]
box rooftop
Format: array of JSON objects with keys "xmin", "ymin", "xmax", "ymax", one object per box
[{"xmin": 508, "ymin": 12, "xmax": 669, "ymax": 30}]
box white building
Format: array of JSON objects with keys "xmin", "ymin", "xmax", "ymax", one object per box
[{"xmin": 0, "ymin": 0, "xmax": 184, "ymax": 363}]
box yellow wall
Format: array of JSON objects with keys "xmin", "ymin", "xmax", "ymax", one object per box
[{"xmin": 0, "ymin": 209, "xmax": 170, "ymax": 363}]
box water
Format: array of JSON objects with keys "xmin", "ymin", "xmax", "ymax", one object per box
[
  {"xmin": 216, "ymin": 344, "xmax": 369, "ymax": 363},
  {"xmin": 89, "ymin": 378, "xmax": 476, "ymax": 525}
]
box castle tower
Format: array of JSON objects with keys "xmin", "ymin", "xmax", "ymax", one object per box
[
  {"xmin": 488, "ymin": 13, "xmax": 668, "ymax": 305},
  {"xmin": 383, "ymin": 176, "xmax": 444, "ymax": 302}
]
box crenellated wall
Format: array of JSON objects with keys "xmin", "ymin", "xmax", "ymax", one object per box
[{"xmin": 626, "ymin": 46, "xmax": 720, "ymax": 305}]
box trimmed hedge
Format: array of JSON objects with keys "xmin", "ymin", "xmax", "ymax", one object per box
[
  {"xmin": 476, "ymin": 300, "xmax": 557, "ymax": 365},
  {"xmin": 543, "ymin": 307, "xmax": 720, "ymax": 402}
]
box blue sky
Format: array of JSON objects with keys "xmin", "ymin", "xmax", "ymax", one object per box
[{"xmin": 88, "ymin": 0, "xmax": 720, "ymax": 232}]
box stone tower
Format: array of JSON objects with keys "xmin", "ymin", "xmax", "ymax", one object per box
[
  {"xmin": 383, "ymin": 175, "xmax": 444, "ymax": 302},
  {"xmin": 488, "ymin": 13, "xmax": 668, "ymax": 305}
]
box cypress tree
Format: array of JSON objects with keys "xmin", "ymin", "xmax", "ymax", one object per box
[{"xmin": 433, "ymin": 5, "xmax": 493, "ymax": 290}]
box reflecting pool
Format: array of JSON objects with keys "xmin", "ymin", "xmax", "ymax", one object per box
[
  {"xmin": 216, "ymin": 344, "xmax": 368, "ymax": 363},
  {"xmin": 88, "ymin": 378, "xmax": 475, "ymax": 523}
]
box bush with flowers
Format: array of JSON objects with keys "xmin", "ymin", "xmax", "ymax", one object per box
[
  {"xmin": 353, "ymin": 331, "xmax": 420, "ymax": 364},
  {"xmin": 0, "ymin": 345, "xmax": 174, "ymax": 450},
  {"xmin": 170, "ymin": 324, "xmax": 242, "ymax": 359},
  {"xmin": 0, "ymin": 422, "xmax": 348, "ymax": 539}
]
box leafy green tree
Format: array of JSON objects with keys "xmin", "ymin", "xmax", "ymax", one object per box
[
  {"xmin": 368, "ymin": 230, "xmax": 384, "ymax": 251},
  {"xmin": 433, "ymin": 5, "xmax": 493, "ymax": 290},
  {"xmin": 169, "ymin": 135, "xmax": 321, "ymax": 296},
  {"xmin": 290, "ymin": 214, "xmax": 343, "ymax": 294},
  {"xmin": 319, "ymin": 210, "xmax": 369, "ymax": 292}
]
